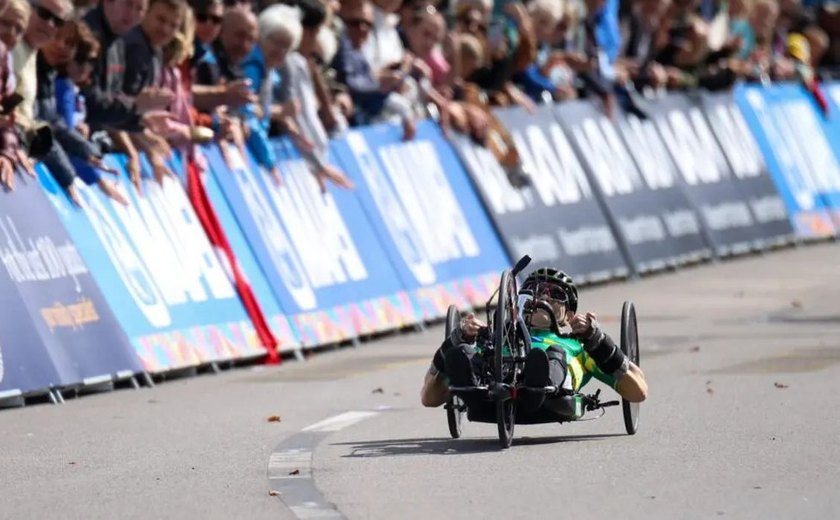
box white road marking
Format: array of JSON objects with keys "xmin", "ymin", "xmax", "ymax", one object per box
[
  {"xmin": 301, "ymin": 411, "xmax": 379, "ymax": 433},
  {"xmin": 268, "ymin": 449, "xmax": 313, "ymax": 479}
]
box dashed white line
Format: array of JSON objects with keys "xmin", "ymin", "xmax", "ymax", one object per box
[{"xmin": 301, "ymin": 411, "xmax": 380, "ymax": 433}]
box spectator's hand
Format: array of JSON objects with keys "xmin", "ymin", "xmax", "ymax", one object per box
[
  {"xmin": 565, "ymin": 53, "xmax": 594, "ymax": 73},
  {"xmin": 149, "ymin": 155, "xmax": 174, "ymax": 185},
  {"xmin": 224, "ymin": 79, "xmax": 256, "ymax": 107},
  {"xmin": 602, "ymin": 94, "xmax": 616, "ymax": 120},
  {"xmin": 772, "ymin": 58, "xmax": 796, "ymax": 80},
  {"xmin": 402, "ymin": 117, "xmax": 416, "ymax": 141},
  {"xmin": 291, "ymin": 132, "xmax": 315, "ymax": 153},
  {"xmin": 0, "ymin": 154, "xmax": 15, "ymax": 190},
  {"xmin": 555, "ymin": 85, "xmax": 577, "ymax": 101},
  {"xmin": 378, "ymin": 70, "xmax": 404, "ymax": 92},
  {"xmin": 136, "ymin": 87, "xmax": 174, "ymax": 113},
  {"xmin": 76, "ymin": 122, "xmax": 90, "ymax": 139},
  {"xmin": 127, "ymin": 153, "xmax": 142, "ymax": 195},
  {"xmin": 648, "ymin": 62, "xmax": 669, "ymax": 89},
  {"xmin": 66, "ymin": 184, "xmax": 81, "ymax": 207},
  {"xmin": 315, "ymin": 164, "xmax": 354, "ymax": 193},
  {"xmin": 269, "ymin": 165, "xmax": 283, "ymax": 186},
  {"xmin": 16, "ymin": 150, "xmax": 36, "ymax": 178},
  {"xmin": 320, "ymin": 105, "xmax": 339, "ymax": 132},
  {"xmin": 459, "ymin": 313, "xmax": 487, "ymax": 342},
  {"xmin": 411, "ymin": 58, "xmax": 432, "ymax": 80},
  {"xmin": 665, "ymin": 67, "xmax": 686, "ymax": 88},
  {"xmin": 142, "ymin": 110, "xmax": 176, "ymax": 134},
  {"xmin": 88, "ymin": 156, "xmax": 120, "ymax": 176},
  {"xmin": 97, "ymin": 178, "xmax": 129, "ymax": 206},
  {"xmin": 335, "ymin": 93, "xmax": 354, "ymax": 117}
]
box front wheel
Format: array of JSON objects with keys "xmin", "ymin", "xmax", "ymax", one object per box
[
  {"xmin": 620, "ymin": 301, "xmax": 640, "ymax": 435},
  {"xmin": 444, "ymin": 305, "xmax": 465, "ymax": 439},
  {"xmin": 497, "ymin": 398, "xmax": 515, "ymax": 449}
]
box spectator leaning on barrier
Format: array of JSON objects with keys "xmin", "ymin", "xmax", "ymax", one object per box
[
  {"xmin": 332, "ymin": 0, "xmax": 416, "ymax": 139},
  {"xmin": 83, "ymin": 0, "xmax": 173, "ymax": 131},
  {"xmin": 14, "ymin": 0, "xmax": 88, "ymax": 199},
  {"xmin": 38, "ymin": 19, "xmax": 129, "ymax": 204},
  {"xmin": 120, "ymin": 0, "xmax": 187, "ymax": 185},
  {"xmin": 0, "ymin": 0, "xmax": 38, "ymax": 191},
  {"xmin": 273, "ymin": 0, "xmax": 353, "ymax": 192}
]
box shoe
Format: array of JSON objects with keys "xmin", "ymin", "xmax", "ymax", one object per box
[
  {"xmin": 444, "ymin": 347, "xmax": 477, "ymax": 387},
  {"xmin": 523, "ymin": 349, "xmax": 551, "ymax": 387}
]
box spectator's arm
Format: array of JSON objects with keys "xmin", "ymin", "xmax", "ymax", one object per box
[
  {"xmin": 54, "ymin": 78, "xmax": 76, "ymax": 127},
  {"xmin": 52, "ymin": 121, "xmax": 99, "ymax": 161},
  {"xmin": 82, "ymin": 84, "xmax": 142, "ymax": 131},
  {"xmin": 40, "ymin": 141, "xmax": 77, "ymax": 190},
  {"xmin": 513, "ymin": 65, "xmax": 557, "ymax": 100}
]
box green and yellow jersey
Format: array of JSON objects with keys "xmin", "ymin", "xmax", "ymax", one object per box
[{"xmin": 529, "ymin": 330, "xmax": 617, "ymax": 391}]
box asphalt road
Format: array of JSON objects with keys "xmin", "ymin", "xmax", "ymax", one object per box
[{"xmin": 2, "ymin": 243, "xmax": 840, "ymax": 520}]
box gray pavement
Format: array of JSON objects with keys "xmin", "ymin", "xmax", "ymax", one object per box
[{"xmin": 2, "ymin": 243, "xmax": 840, "ymax": 519}]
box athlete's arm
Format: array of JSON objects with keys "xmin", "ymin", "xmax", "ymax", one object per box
[
  {"xmin": 421, "ymin": 368, "xmax": 449, "ymax": 407},
  {"xmin": 615, "ymin": 362, "xmax": 647, "ymax": 403}
]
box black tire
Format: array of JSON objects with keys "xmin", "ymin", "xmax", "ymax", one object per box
[
  {"xmin": 495, "ymin": 271, "xmax": 517, "ymax": 448},
  {"xmin": 445, "ymin": 305, "xmax": 464, "ymax": 439},
  {"xmin": 620, "ymin": 301, "xmax": 640, "ymax": 435}
]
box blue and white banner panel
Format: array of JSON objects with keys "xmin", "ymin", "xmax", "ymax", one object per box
[
  {"xmin": 556, "ymin": 100, "xmax": 711, "ymax": 273},
  {"xmin": 42, "ymin": 158, "xmax": 262, "ymax": 373},
  {"xmin": 457, "ymin": 106, "xmax": 630, "ymax": 283},
  {"xmin": 734, "ymin": 83, "xmax": 838, "ymax": 237},
  {"xmin": 649, "ymin": 94, "xmax": 764, "ymax": 255},
  {"xmin": 205, "ymin": 142, "xmax": 415, "ymax": 347},
  {"xmin": 332, "ymin": 121, "xmax": 509, "ymax": 319},
  {"xmin": 1, "ymin": 168, "xmax": 142, "ymax": 394}
]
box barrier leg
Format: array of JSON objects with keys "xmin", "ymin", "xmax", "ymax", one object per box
[{"xmin": 142, "ymin": 372, "xmax": 156, "ymax": 388}]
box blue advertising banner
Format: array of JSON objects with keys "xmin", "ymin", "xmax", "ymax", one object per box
[
  {"xmin": 456, "ymin": 106, "xmax": 629, "ymax": 283},
  {"xmin": 814, "ymin": 81, "xmax": 840, "ymax": 226},
  {"xmin": 331, "ymin": 121, "xmax": 509, "ymax": 319},
  {"xmin": 175, "ymin": 150, "xmax": 301, "ymax": 352},
  {"xmin": 1, "ymin": 168, "xmax": 142, "ymax": 393},
  {"xmin": 734, "ymin": 84, "xmax": 838, "ymax": 237},
  {"xmin": 649, "ymin": 94, "xmax": 763, "ymax": 255},
  {"xmin": 41, "ymin": 158, "xmax": 263, "ymax": 373},
  {"xmin": 0, "ymin": 259, "xmax": 63, "ymax": 396},
  {"xmin": 204, "ymin": 141, "xmax": 415, "ymax": 347},
  {"xmin": 699, "ymin": 92, "xmax": 793, "ymax": 245},
  {"xmin": 555, "ymin": 101, "xmax": 711, "ymax": 273}
]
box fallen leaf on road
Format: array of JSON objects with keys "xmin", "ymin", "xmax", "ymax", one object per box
[
  {"xmin": 269, "ymin": 490, "xmax": 281, "ymax": 497},
  {"xmin": 705, "ymin": 380, "xmax": 712, "ymax": 385},
  {"xmin": 791, "ymin": 299, "xmax": 803, "ymax": 308},
  {"xmin": 774, "ymin": 382, "xmax": 789, "ymax": 389},
  {"xmin": 753, "ymin": 486, "xmax": 762, "ymax": 490},
  {"xmin": 266, "ymin": 415, "xmax": 282, "ymax": 422},
  {"xmin": 689, "ymin": 346, "xmax": 700, "ymax": 353},
  {"xmin": 289, "ymin": 469, "xmax": 300, "ymax": 476},
  {"xmin": 393, "ymin": 392, "xmax": 401, "ymax": 396},
  {"xmin": 68, "ymin": 462, "xmax": 76, "ymax": 465},
  {"xmin": 371, "ymin": 387, "xmax": 384, "ymax": 394},
  {"xmin": 706, "ymin": 387, "xmax": 715, "ymax": 396}
]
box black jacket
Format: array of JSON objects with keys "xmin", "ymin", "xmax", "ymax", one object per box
[
  {"xmin": 82, "ymin": 5, "xmax": 142, "ymax": 131},
  {"xmin": 121, "ymin": 26, "xmax": 162, "ymax": 96}
]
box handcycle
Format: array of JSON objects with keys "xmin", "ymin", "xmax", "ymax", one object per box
[{"xmin": 443, "ymin": 256, "xmax": 641, "ymax": 448}]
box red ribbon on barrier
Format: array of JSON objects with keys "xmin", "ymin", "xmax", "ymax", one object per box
[{"xmin": 186, "ymin": 157, "xmax": 280, "ymax": 364}]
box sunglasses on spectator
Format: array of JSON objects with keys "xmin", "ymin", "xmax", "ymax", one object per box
[
  {"xmin": 196, "ymin": 12, "xmax": 223, "ymax": 24},
  {"xmin": 34, "ymin": 5, "xmax": 66, "ymax": 27},
  {"xmin": 345, "ymin": 18, "xmax": 373, "ymax": 30}
]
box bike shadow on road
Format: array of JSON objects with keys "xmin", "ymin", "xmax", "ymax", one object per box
[{"xmin": 333, "ymin": 433, "xmax": 624, "ymax": 458}]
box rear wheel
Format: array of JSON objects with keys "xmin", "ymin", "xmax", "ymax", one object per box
[
  {"xmin": 495, "ymin": 271, "xmax": 517, "ymax": 448},
  {"xmin": 620, "ymin": 301, "xmax": 640, "ymax": 435},
  {"xmin": 444, "ymin": 305, "xmax": 465, "ymax": 439}
]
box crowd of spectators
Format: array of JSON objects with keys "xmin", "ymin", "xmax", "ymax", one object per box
[{"xmin": 0, "ymin": 0, "xmax": 838, "ymax": 200}]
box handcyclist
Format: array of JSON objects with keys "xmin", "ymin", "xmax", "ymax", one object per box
[{"xmin": 421, "ymin": 268, "xmax": 648, "ymax": 413}]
